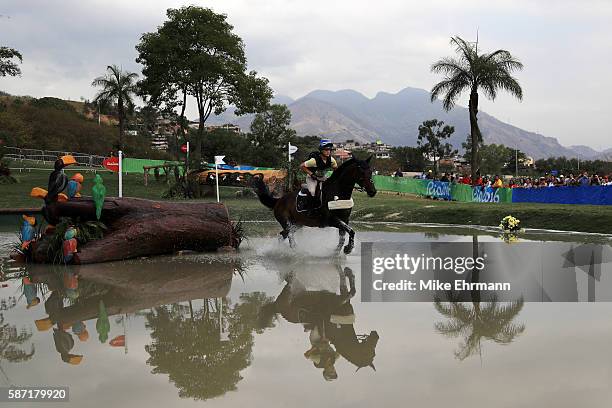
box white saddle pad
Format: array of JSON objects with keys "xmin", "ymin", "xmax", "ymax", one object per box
[{"xmin": 328, "ymin": 198, "xmax": 354, "ymax": 210}]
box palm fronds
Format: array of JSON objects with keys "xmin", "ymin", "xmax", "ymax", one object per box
[{"xmin": 430, "ymin": 35, "xmax": 524, "ymax": 110}]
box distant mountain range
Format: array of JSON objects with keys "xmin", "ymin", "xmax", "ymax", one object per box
[{"xmin": 208, "ymin": 87, "xmax": 610, "ymax": 160}]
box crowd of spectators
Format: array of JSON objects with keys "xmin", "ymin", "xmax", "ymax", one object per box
[{"xmin": 392, "ymin": 168, "xmax": 612, "ymax": 188}]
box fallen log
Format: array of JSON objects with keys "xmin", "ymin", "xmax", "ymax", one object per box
[{"xmin": 29, "ymin": 197, "xmax": 240, "ymax": 264}]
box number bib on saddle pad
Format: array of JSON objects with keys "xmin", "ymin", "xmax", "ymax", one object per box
[{"xmin": 328, "ymin": 198, "xmax": 354, "ymax": 210}]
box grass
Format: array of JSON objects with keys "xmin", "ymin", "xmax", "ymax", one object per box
[{"xmin": 1, "ymin": 170, "xmax": 612, "ymax": 234}]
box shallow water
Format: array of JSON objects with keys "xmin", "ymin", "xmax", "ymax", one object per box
[{"xmin": 1, "ymin": 227, "xmax": 612, "ymax": 408}]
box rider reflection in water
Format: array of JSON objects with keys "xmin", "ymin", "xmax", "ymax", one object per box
[{"xmin": 262, "ymin": 265, "xmax": 379, "ymax": 381}]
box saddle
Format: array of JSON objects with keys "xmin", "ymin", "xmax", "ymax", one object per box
[{"xmin": 296, "ymin": 183, "xmax": 322, "ymax": 213}]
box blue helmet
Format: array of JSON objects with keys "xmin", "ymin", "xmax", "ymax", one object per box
[{"xmin": 319, "ymin": 139, "xmax": 334, "ymax": 150}]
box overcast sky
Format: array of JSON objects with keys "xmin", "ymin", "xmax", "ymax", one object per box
[{"xmin": 1, "ymin": 0, "xmax": 610, "ymax": 150}]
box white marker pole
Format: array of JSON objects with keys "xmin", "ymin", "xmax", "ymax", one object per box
[
  {"xmin": 118, "ymin": 150, "xmax": 123, "ymax": 198},
  {"xmin": 215, "ymin": 162, "xmax": 220, "ymax": 202},
  {"xmin": 186, "ymin": 141, "xmax": 190, "ymax": 170},
  {"xmin": 214, "ymin": 155, "xmax": 225, "ymax": 203}
]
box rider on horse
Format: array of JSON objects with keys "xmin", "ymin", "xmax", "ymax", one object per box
[{"xmin": 300, "ymin": 139, "xmax": 338, "ymax": 206}]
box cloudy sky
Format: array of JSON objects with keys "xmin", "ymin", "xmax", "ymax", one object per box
[{"xmin": 1, "ymin": 0, "xmax": 610, "ymax": 149}]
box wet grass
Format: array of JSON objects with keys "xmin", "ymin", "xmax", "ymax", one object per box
[{"xmin": 1, "ymin": 171, "xmax": 611, "ymax": 234}]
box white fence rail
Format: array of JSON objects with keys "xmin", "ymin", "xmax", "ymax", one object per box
[{"xmin": 4, "ymin": 147, "xmax": 106, "ymax": 167}]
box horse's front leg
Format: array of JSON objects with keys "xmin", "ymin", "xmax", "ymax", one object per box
[
  {"xmin": 333, "ymin": 217, "xmax": 355, "ymax": 254},
  {"xmin": 336, "ymin": 229, "xmax": 346, "ymax": 252},
  {"xmin": 288, "ymin": 224, "xmax": 298, "ymax": 248},
  {"xmin": 344, "ymin": 266, "xmax": 356, "ymax": 297}
]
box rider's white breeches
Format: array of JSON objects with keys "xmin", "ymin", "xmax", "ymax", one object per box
[{"xmin": 306, "ymin": 177, "xmax": 318, "ymax": 196}]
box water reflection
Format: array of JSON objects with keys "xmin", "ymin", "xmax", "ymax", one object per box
[
  {"xmin": 433, "ymin": 236, "xmax": 525, "ymax": 360},
  {"xmin": 0, "ymin": 293, "xmax": 35, "ymax": 383},
  {"xmin": 144, "ymin": 292, "xmax": 274, "ymax": 400},
  {"xmin": 3, "ymin": 256, "xmax": 278, "ymax": 400},
  {"xmin": 265, "ymin": 263, "xmax": 379, "ymax": 380}
]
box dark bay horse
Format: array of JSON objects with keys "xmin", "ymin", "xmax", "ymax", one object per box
[{"xmin": 253, "ymin": 157, "xmax": 377, "ymax": 254}]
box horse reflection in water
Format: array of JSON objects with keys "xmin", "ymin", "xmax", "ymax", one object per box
[{"xmin": 263, "ymin": 264, "xmax": 379, "ymax": 381}]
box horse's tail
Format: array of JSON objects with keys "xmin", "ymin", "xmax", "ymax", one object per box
[{"xmin": 252, "ymin": 177, "xmax": 278, "ymax": 209}]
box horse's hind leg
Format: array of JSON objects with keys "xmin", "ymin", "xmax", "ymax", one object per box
[
  {"xmin": 275, "ymin": 211, "xmax": 291, "ymax": 242},
  {"xmin": 275, "ymin": 212, "xmax": 297, "ymax": 248}
]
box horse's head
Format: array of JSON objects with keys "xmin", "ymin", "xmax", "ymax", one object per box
[
  {"xmin": 327, "ymin": 156, "xmax": 377, "ymax": 197},
  {"xmin": 355, "ymin": 156, "xmax": 377, "ymax": 197}
]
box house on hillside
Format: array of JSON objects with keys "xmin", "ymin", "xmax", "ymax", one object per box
[
  {"xmin": 187, "ymin": 121, "xmax": 242, "ymax": 134},
  {"xmin": 337, "ymin": 139, "xmax": 392, "ymax": 159},
  {"xmin": 333, "ymin": 148, "xmax": 352, "ymax": 162},
  {"xmin": 150, "ymin": 116, "xmax": 180, "ymax": 151}
]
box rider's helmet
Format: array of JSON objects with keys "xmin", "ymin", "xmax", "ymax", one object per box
[{"xmin": 319, "ymin": 139, "xmax": 334, "ymax": 151}]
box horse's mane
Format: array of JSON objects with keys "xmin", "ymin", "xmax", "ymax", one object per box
[{"xmin": 326, "ymin": 158, "xmax": 364, "ymax": 184}]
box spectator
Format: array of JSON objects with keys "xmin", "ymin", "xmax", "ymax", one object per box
[
  {"xmin": 493, "ymin": 175, "xmax": 503, "ymax": 188},
  {"xmin": 394, "ymin": 168, "xmax": 403, "ymax": 177},
  {"xmin": 578, "ymin": 172, "xmax": 590, "ymax": 186}
]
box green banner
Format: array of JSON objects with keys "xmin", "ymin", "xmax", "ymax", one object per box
[
  {"xmin": 122, "ymin": 158, "xmax": 181, "ymax": 174},
  {"xmin": 373, "ymin": 175, "xmax": 513, "ymax": 203}
]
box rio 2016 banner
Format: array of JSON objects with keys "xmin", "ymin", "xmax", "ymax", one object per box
[
  {"xmin": 372, "ymin": 176, "xmax": 512, "ymax": 203},
  {"xmin": 372, "ymin": 175, "xmax": 612, "ymax": 205},
  {"xmin": 426, "ymin": 180, "xmax": 451, "ymax": 200}
]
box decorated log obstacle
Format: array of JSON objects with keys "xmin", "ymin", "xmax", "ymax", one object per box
[
  {"xmin": 8, "ymin": 155, "xmax": 241, "ymax": 264},
  {"xmin": 26, "ymin": 197, "xmax": 241, "ymax": 264}
]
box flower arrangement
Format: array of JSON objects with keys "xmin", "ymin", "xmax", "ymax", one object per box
[
  {"xmin": 499, "ymin": 215, "xmax": 521, "ymax": 243},
  {"xmin": 499, "ymin": 215, "xmax": 521, "ymax": 232}
]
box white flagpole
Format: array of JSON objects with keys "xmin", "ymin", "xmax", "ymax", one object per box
[
  {"xmin": 118, "ymin": 150, "xmax": 123, "ymax": 198},
  {"xmin": 215, "ymin": 162, "xmax": 220, "ymax": 202},
  {"xmin": 214, "ymin": 155, "xmax": 225, "ymax": 203}
]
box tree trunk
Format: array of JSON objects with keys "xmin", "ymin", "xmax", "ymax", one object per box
[
  {"xmin": 194, "ymin": 111, "xmax": 204, "ymax": 165},
  {"xmin": 177, "ymin": 88, "xmax": 187, "ymax": 162},
  {"xmin": 31, "ymin": 197, "xmax": 240, "ymax": 264},
  {"xmin": 468, "ymin": 88, "xmax": 481, "ymax": 184}
]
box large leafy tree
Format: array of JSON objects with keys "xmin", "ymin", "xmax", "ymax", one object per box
[
  {"xmin": 391, "ymin": 146, "xmax": 427, "ymax": 172},
  {"xmin": 249, "ymin": 104, "xmax": 296, "ymax": 166},
  {"xmin": 430, "ymin": 36, "xmax": 523, "ymax": 182},
  {"xmin": 0, "ymin": 46, "xmax": 22, "ymax": 77},
  {"xmin": 136, "ymin": 6, "xmax": 273, "ymax": 163},
  {"xmin": 477, "ymin": 143, "xmax": 527, "ymax": 175},
  {"xmin": 91, "ymin": 65, "xmax": 139, "ymax": 150},
  {"xmin": 417, "ymin": 119, "xmax": 457, "ymax": 176}
]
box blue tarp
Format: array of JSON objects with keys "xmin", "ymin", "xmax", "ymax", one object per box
[{"xmin": 512, "ymin": 185, "xmax": 612, "ymax": 205}]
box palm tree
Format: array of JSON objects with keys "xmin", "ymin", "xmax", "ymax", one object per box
[
  {"xmin": 430, "ymin": 36, "xmax": 523, "ymax": 181},
  {"xmin": 92, "ymin": 65, "xmax": 138, "ymax": 150},
  {"xmin": 434, "ymin": 235, "xmax": 525, "ymax": 360},
  {"xmin": 434, "ymin": 296, "xmax": 525, "ymax": 360}
]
